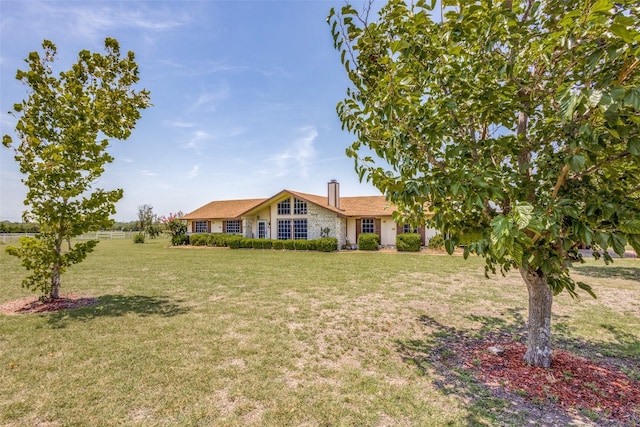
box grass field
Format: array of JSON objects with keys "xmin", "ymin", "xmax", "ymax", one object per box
[{"xmin": 1, "ymin": 239, "xmax": 638, "ymax": 426}]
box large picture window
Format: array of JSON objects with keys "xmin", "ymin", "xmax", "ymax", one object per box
[
  {"xmin": 194, "ymin": 221, "xmax": 208, "ymax": 233},
  {"xmin": 277, "ymin": 198, "xmax": 291, "ymax": 215},
  {"xmin": 225, "ymin": 220, "xmax": 241, "ymax": 234},
  {"xmin": 362, "ymin": 218, "xmax": 375, "ymax": 234},
  {"xmin": 294, "ymin": 198, "xmax": 307, "ymax": 215},
  {"xmin": 277, "ymin": 219, "xmax": 291, "ymax": 240},
  {"xmin": 293, "ymin": 219, "xmax": 307, "ymax": 240}
]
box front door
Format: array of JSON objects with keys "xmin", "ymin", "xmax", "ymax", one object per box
[{"xmin": 257, "ymin": 220, "xmax": 268, "ymax": 239}]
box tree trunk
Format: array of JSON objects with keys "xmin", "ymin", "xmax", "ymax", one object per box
[
  {"xmin": 50, "ymin": 266, "xmax": 61, "ymax": 300},
  {"xmin": 51, "ymin": 239, "xmax": 62, "ymax": 300},
  {"xmin": 519, "ymin": 267, "xmax": 553, "ymax": 368}
]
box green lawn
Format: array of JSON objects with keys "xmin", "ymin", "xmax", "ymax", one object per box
[{"xmin": 1, "ymin": 239, "xmax": 638, "ymax": 426}]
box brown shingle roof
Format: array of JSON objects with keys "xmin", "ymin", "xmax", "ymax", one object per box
[
  {"xmin": 340, "ymin": 196, "xmax": 398, "ymax": 217},
  {"xmin": 184, "ymin": 191, "xmax": 402, "ymax": 220},
  {"xmin": 183, "ymin": 198, "xmax": 266, "ymax": 220}
]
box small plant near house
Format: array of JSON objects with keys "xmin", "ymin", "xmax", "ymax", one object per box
[
  {"xmin": 396, "ymin": 233, "xmax": 421, "ymax": 252},
  {"xmin": 358, "ymin": 233, "xmax": 379, "ymax": 251},
  {"xmin": 428, "ymin": 234, "xmax": 445, "ymax": 250},
  {"xmin": 272, "ymin": 240, "xmax": 285, "ymax": 250},
  {"xmin": 133, "ymin": 233, "xmax": 145, "ymax": 244},
  {"xmin": 320, "ymin": 227, "xmax": 330, "ymax": 238}
]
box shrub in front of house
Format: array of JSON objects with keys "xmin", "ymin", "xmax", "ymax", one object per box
[
  {"xmin": 239, "ymin": 238, "xmax": 253, "ymax": 248},
  {"xmin": 172, "ymin": 234, "xmax": 189, "ymax": 246},
  {"xmin": 226, "ymin": 235, "xmax": 243, "ymax": 249},
  {"xmin": 358, "ymin": 233, "xmax": 380, "ymax": 251},
  {"xmin": 190, "ymin": 234, "xmax": 208, "ymax": 246},
  {"xmin": 251, "ymin": 239, "xmax": 272, "ymax": 249},
  {"xmin": 316, "ymin": 237, "xmax": 338, "ymax": 252},
  {"xmin": 283, "ymin": 240, "xmax": 296, "ymax": 250},
  {"xmin": 133, "ymin": 233, "xmax": 145, "ymax": 244},
  {"xmin": 294, "ymin": 240, "xmax": 311, "ymax": 251},
  {"xmin": 428, "ymin": 234, "xmax": 445, "ymax": 250},
  {"xmin": 396, "ymin": 233, "xmax": 422, "ymax": 252},
  {"xmin": 272, "ymin": 240, "xmax": 285, "ymax": 250},
  {"xmin": 259, "ymin": 239, "xmax": 273, "ymax": 249}
]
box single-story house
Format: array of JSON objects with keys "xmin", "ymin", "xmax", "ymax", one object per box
[{"xmin": 183, "ymin": 180, "xmax": 437, "ymax": 248}]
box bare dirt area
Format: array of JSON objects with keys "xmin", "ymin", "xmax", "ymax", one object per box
[{"xmin": 0, "ymin": 294, "xmax": 98, "ymax": 315}]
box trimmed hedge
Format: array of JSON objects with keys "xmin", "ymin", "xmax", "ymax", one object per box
[
  {"xmin": 396, "ymin": 233, "xmax": 422, "ymax": 252},
  {"xmin": 172, "ymin": 234, "xmax": 189, "ymax": 246},
  {"xmin": 358, "ymin": 233, "xmax": 380, "ymax": 251},
  {"xmin": 189, "ymin": 234, "xmax": 208, "ymax": 246},
  {"xmin": 316, "ymin": 237, "xmax": 338, "ymax": 252},
  {"xmin": 187, "ymin": 233, "xmax": 338, "ymax": 252}
]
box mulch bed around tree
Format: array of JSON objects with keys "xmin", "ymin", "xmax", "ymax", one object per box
[
  {"xmin": 458, "ymin": 339, "xmax": 640, "ymax": 425},
  {"xmin": 0, "ymin": 294, "xmax": 98, "ymax": 315}
]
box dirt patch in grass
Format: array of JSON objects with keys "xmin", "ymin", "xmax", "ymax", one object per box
[{"xmin": 0, "ymin": 294, "xmax": 98, "ymax": 315}]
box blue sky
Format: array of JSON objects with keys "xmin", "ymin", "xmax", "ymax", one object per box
[{"xmin": 0, "ymin": 0, "xmax": 381, "ymax": 222}]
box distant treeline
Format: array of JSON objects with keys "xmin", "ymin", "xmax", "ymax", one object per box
[{"xmin": 0, "ymin": 221, "xmax": 143, "ymax": 233}]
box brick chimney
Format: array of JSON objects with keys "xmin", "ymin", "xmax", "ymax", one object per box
[{"xmin": 328, "ymin": 180, "xmax": 340, "ymax": 209}]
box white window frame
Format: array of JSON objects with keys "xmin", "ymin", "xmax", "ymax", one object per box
[
  {"xmin": 362, "ymin": 218, "xmax": 375, "ymax": 234},
  {"xmin": 194, "ymin": 221, "xmax": 208, "ymax": 233},
  {"xmin": 277, "ymin": 199, "xmax": 291, "ymax": 215},
  {"xmin": 293, "ymin": 198, "xmax": 307, "ymax": 215},
  {"xmin": 226, "ymin": 220, "xmax": 241, "ymax": 234},
  {"xmin": 277, "ymin": 219, "xmax": 291, "ymax": 240},
  {"xmin": 293, "ymin": 219, "xmax": 307, "ymax": 240}
]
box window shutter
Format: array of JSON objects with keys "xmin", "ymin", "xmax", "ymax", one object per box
[
  {"xmin": 375, "ymin": 219, "xmax": 381, "ymax": 236},
  {"xmin": 356, "ymin": 218, "xmax": 361, "ymax": 241},
  {"xmin": 396, "ymin": 222, "xmax": 402, "ymax": 235},
  {"xmin": 239, "ymin": 221, "xmax": 243, "ymax": 233},
  {"xmin": 207, "ymin": 221, "xmax": 211, "ymax": 233},
  {"xmin": 222, "ymin": 221, "xmax": 227, "ymax": 233}
]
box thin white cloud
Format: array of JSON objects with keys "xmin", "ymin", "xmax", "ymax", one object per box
[
  {"xmin": 267, "ymin": 126, "xmax": 318, "ymax": 178},
  {"xmin": 183, "ymin": 130, "xmax": 210, "ymax": 153},
  {"xmin": 186, "ymin": 165, "xmax": 200, "ymax": 179},
  {"xmin": 19, "ymin": 2, "xmax": 189, "ymax": 40},
  {"xmin": 139, "ymin": 169, "xmax": 158, "ymax": 177},
  {"xmin": 164, "ymin": 120, "xmax": 196, "ymax": 128},
  {"xmin": 188, "ymin": 86, "xmax": 231, "ymax": 113}
]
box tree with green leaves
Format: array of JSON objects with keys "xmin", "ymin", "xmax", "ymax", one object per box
[
  {"xmin": 3, "ymin": 38, "xmax": 150, "ymax": 300},
  {"xmin": 329, "ymin": 0, "xmax": 640, "ymax": 367},
  {"xmin": 137, "ymin": 204, "xmax": 162, "ymax": 238}
]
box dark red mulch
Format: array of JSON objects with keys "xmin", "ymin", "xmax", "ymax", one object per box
[
  {"xmin": 0, "ymin": 294, "xmax": 98, "ymax": 314},
  {"xmin": 461, "ymin": 340, "xmax": 640, "ymax": 425}
]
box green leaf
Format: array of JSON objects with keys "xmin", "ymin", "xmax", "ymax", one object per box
[
  {"xmin": 624, "ymin": 88, "xmax": 640, "ymax": 110},
  {"xmin": 609, "ymin": 232, "xmax": 627, "ymax": 256},
  {"xmin": 610, "ymin": 23, "xmax": 635, "ymax": 44},
  {"xmin": 619, "ymin": 220, "xmax": 640, "ymax": 234},
  {"xmin": 628, "ymin": 138, "xmax": 640, "ymax": 156},
  {"xmin": 590, "ymin": 0, "xmax": 612, "ymax": 13},
  {"xmin": 511, "ymin": 202, "xmax": 533, "ymax": 229},
  {"xmin": 444, "ymin": 239, "xmax": 456, "ymax": 255},
  {"xmin": 577, "ymin": 282, "xmax": 597, "ymax": 299},
  {"xmin": 568, "ymin": 154, "xmax": 586, "ymax": 172}
]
